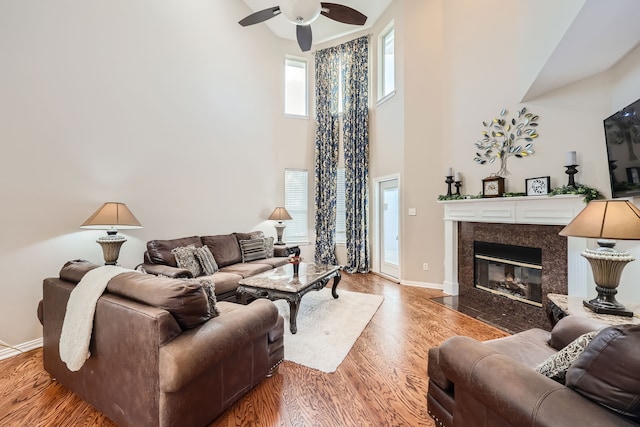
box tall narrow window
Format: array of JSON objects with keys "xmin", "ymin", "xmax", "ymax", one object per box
[
  {"xmin": 284, "ymin": 169, "xmax": 308, "ymax": 242},
  {"xmin": 379, "ymin": 22, "xmax": 395, "ymax": 100},
  {"xmin": 336, "ymin": 168, "xmax": 346, "ymax": 244},
  {"xmin": 284, "ymin": 57, "xmax": 308, "ymax": 117}
]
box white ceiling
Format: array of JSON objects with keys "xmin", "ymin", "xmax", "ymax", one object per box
[
  {"xmin": 523, "ymin": 0, "xmax": 640, "ymax": 100},
  {"xmin": 240, "ymin": 0, "xmax": 392, "ymax": 46}
]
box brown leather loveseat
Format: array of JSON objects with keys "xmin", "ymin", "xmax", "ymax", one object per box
[
  {"xmin": 39, "ymin": 260, "xmax": 284, "ymax": 427},
  {"xmin": 427, "ymin": 316, "xmax": 640, "ymax": 426}
]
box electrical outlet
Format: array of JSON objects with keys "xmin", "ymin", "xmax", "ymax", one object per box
[{"xmin": 423, "ymin": 263, "xmax": 429, "ymax": 271}]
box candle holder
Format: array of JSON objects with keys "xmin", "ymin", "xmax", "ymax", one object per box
[
  {"xmin": 445, "ymin": 175, "xmax": 454, "ymax": 196},
  {"xmin": 564, "ymin": 165, "xmax": 579, "ymax": 187},
  {"xmin": 454, "ymin": 181, "xmax": 462, "ymax": 196}
]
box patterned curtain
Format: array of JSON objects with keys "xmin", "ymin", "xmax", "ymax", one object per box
[
  {"xmin": 341, "ymin": 36, "xmax": 370, "ymax": 273},
  {"xmin": 314, "ymin": 46, "xmax": 340, "ymax": 265}
]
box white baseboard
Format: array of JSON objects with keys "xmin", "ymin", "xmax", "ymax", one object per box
[
  {"xmin": 400, "ymin": 280, "xmax": 444, "ymax": 290},
  {"xmin": 0, "ymin": 337, "xmax": 43, "ymax": 361}
]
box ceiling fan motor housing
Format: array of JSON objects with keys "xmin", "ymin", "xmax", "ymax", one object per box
[{"xmin": 279, "ymin": 0, "xmax": 321, "ymax": 25}]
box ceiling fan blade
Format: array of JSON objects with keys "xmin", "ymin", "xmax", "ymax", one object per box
[
  {"xmin": 296, "ymin": 25, "xmax": 312, "ymax": 52},
  {"xmin": 320, "ymin": 3, "xmax": 367, "ymax": 26},
  {"xmin": 238, "ymin": 6, "xmax": 281, "ymax": 27}
]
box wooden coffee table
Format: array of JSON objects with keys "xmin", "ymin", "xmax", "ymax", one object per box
[{"xmin": 236, "ymin": 262, "xmax": 341, "ymax": 334}]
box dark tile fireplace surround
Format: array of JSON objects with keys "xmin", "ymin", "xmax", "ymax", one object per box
[{"xmin": 443, "ymin": 222, "xmax": 568, "ymax": 333}]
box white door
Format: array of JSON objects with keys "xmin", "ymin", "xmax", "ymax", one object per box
[{"xmin": 379, "ymin": 179, "xmax": 400, "ymax": 278}]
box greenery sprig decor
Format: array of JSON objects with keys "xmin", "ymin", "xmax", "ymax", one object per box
[
  {"xmin": 549, "ymin": 184, "xmax": 602, "ymax": 203},
  {"xmin": 474, "ymin": 107, "xmax": 540, "ymax": 177},
  {"xmin": 437, "ymin": 194, "xmax": 482, "ymax": 201}
]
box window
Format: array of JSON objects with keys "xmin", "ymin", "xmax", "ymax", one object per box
[
  {"xmin": 284, "ymin": 57, "xmax": 308, "ymax": 117},
  {"xmin": 379, "ymin": 22, "xmax": 395, "ymax": 100},
  {"xmin": 284, "ymin": 169, "xmax": 308, "ymax": 242},
  {"xmin": 336, "ymin": 168, "xmax": 346, "ymax": 244}
]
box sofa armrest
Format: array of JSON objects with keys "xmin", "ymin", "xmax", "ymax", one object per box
[
  {"xmin": 140, "ymin": 263, "xmax": 193, "ymax": 278},
  {"xmin": 159, "ymin": 299, "xmax": 279, "ymax": 392},
  {"xmin": 548, "ymin": 315, "xmax": 608, "ymax": 350},
  {"xmin": 438, "ymin": 336, "xmax": 635, "ymax": 426}
]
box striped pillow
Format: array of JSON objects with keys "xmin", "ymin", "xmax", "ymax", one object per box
[
  {"xmin": 194, "ymin": 245, "xmax": 219, "ymax": 275},
  {"xmin": 240, "ymin": 238, "xmax": 267, "ymax": 262}
]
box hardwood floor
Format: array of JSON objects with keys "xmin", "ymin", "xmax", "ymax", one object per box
[{"xmin": 0, "ymin": 273, "xmax": 508, "ymax": 427}]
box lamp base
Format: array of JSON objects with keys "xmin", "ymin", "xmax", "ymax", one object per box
[
  {"xmin": 583, "ymin": 295, "xmax": 634, "ymax": 317},
  {"xmin": 274, "ymin": 223, "xmax": 286, "ymax": 246},
  {"xmin": 97, "ymin": 234, "xmax": 126, "ymax": 265}
]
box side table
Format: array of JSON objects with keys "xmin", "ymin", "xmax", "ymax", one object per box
[
  {"xmin": 274, "ymin": 244, "xmax": 300, "ymax": 257},
  {"xmin": 546, "ymin": 293, "xmax": 640, "ymax": 327}
]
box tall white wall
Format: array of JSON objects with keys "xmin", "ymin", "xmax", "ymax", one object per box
[{"xmin": 0, "ymin": 1, "xmax": 309, "ymax": 346}]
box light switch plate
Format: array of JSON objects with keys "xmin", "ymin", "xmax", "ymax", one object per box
[{"xmin": 408, "ymin": 208, "xmax": 417, "ymax": 216}]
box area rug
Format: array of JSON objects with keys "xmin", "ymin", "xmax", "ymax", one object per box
[{"xmin": 273, "ymin": 288, "xmax": 384, "ymax": 373}]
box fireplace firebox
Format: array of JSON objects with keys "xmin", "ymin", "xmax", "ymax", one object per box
[{"xmin": 474, "ymin": 241, "xmax": 543, "ymax": 307}]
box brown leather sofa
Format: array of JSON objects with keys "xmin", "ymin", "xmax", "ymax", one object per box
[
  {"xmin": 427, "ymin": 316, "xmax": 640, "ymax": 427},
  {"xmin": 39, "ymin": 260, "xmax": 285, "ymax": 427},
  {"xmin": 140, "ymin": 231, "xmax": 290, "ymax": 302}
]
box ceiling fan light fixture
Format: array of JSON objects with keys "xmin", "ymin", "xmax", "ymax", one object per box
[{"xmin": 279, "ymin": 0, "xmax": 321, "ymax": 25}]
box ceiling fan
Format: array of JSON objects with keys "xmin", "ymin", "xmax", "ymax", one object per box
[{"xmin": 239, "ymin": 0, "xmax": 367, "ymax": 52}]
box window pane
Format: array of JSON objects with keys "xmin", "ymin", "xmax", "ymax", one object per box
[
  {"xmin": 336, "ymin": 168, "xmax": 346, "ymax": 244},
  {"xmin": 284, "ymin": 169, "xmax": 308, "ymax": 242},
  {"xmin": 285, "ymin": 58, "xmax": 308, "ymax": 116},
  {"xmin": 381, "ymin": 27, "xmax": 395, "ymax": 97}
]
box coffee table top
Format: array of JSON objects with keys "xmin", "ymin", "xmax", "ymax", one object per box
[{"xmin": 238, "ymin": 262, "xmax": 340, "ymax": 293}]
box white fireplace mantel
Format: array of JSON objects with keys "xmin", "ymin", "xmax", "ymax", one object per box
[{"xmin": 439, "ymin": 195, "xmax": 589, "ymax": 297}]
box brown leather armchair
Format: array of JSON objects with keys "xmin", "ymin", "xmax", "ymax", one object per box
[
  {"xmin": 427, "ymin": 316, "xmax": 639, "ymax": 427},
  {"xmin": 39, "ymin": 260, "xmax": 284, "ymax": 427}
]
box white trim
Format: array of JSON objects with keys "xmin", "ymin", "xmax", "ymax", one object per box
[
  {"xmin": 377, "ymin": 20, "xmax": 395, "ymax": 102},
  {"xmin": 376, "ymin": 90, "xmax": 396, "ymax": 107},
  {"xmin": 372, "ymin": 174, "xmax": 401, "ymax": 279},
  {"xmin": 0, "ymin": 337, "xmax": 43, "ymax": 361},
  {"xmin": 283, "ymin": 113, "xmax": 310, "ymax": 120},
  {"xmin": 400, "ymin": 280, "xmax": 443, "ymax": 290}
]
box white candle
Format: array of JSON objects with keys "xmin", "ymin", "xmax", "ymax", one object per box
[
  {"xmin": 566, "ymin": 151, "xmax": 577, "ymax": 166},
  {"xmin": 455, "ymin": 172, "xmax": 461, "ymax": 182},
  {"xmin": 446, "ymin": 167, "xmax": 453, "ymax": 177}
]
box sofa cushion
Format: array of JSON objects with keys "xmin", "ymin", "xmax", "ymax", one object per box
[
  {"xmin": 106, "ymin": 272, "xmax": 210, "ymax": 330},
  {"xmin": 566, "ymin": 324, "xmax": 640, "ymax": 420},
  {"xmin": 219, "ymin": 262, "xmax": 272, "ymax": 278},
  {"xmin": 483, "ymin": 328, "xmax": 556, "ymax": 369},
  {"xmin": 198, "ymin": 278, "xmax": 219, "ymax": 318},
  {"xmin": 235, "ymin": 231, "xmax": 264, "ymax": 242},
  {"xmin": 535, "ymin": 330, "xmax": 598, "ymax": 383},
  {"xmin": 252, "ymin": 257, "xmax": 289, "ymax": 268},
  {"xmin": 202, "ymin": 234, "xmax": 242, "ymax": 268},
  {"xmin": 146, "ymin": 236, "xmax": 203, "ymax": 267},
  {"xmin": 200, "ymin": 271, "xmax": 244, "ymax": 296},
  {"xmin": 171, "ymin": 245, "xmax": 202, "ymax": 278},
  {"xmin": 239, "ymin": 238, "xmax": 268, "ymax": 262},
  {"xmin": 194, "ymin": 245, "xmax": 219, "ymax": 275}
]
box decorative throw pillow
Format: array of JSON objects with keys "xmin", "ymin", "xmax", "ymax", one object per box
[
  {"xmin": 566, "ymin": 324, "xmax": 640, "ymax": 420},
  {"xmin": 171, "ymin": 245, "xmax": 202, "ymax": 278},
  {"xmin": 239, "ymin": 238, "xmax": 267, "ymax": 262},
  {"xmin": 535, "ymin": 330, "xmax": 598, "ymax": 383},
  {"xmin": 198, "ymin": 278, "xmax": 219, "ymax": 318},
  {"xmin": 263, "ymin": 236, "xmax": 275, "ymax": 258},
  {"xmin": 194, "ymin": 245, "xmax": 219, "ymax": 275}
]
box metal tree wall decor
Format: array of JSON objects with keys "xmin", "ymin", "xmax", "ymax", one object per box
[{"xmin": 474, "ymin": 107, "xmax": 539, "ymax": 177}]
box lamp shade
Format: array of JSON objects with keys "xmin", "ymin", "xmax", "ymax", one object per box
[
  {"xmin": 81, "ymin": 202, "xmax": 143, "ymax": 230},
  {"xmin": 559, "ymin": 200, "xmax": 640, "ymax": 240},
  {"xmin": 268, "ymin": 207, "xmax": 293, "ymax": 221}
]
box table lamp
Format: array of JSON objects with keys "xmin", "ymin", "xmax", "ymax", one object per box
[
  {"xmin": 559, "ymin": 199, "xmax": 640, "ymax": 317},
  {"xmin": 268, "ymin": 207, "xmax": 292, "ymax": 245},
  {"xmin": 81, "ymin": 202, "xmax": 143, "ymax": 265}
]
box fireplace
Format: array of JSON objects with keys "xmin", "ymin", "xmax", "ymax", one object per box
[{"xmin": 474, "ymin": 241, "xmax": 542, "ymax": 307}]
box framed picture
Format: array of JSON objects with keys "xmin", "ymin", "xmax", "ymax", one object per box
[{"xmin": 526, "ymin": 176, "xmax": 550, "ymax": 196}]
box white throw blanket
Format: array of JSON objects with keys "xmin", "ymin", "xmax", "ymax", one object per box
[{"xmin": 59, "ymin": 265, "xmax": 137, "ymax": 371}]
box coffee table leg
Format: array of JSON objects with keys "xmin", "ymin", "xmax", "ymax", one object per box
[
  {"xmin": 287, "ymin": 296, "xmax": 301, "ymax": 334},
  {"xmin": 331, "ymin": 271, "xmax": 341, "ymax": 299}
]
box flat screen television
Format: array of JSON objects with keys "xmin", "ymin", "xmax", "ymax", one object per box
[{"xmin": 604, "ymin": 97, "xmax": 640, "ymax": 198}]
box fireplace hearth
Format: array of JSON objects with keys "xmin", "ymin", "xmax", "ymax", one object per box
[{"xmin": 457, "ymin": 222, "xmax": 567, "ymax": 333}]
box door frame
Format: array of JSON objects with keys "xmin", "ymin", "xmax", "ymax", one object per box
[{"xmin": 373, "ymin": 174, "xmax": 401, "ymax": 280}]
